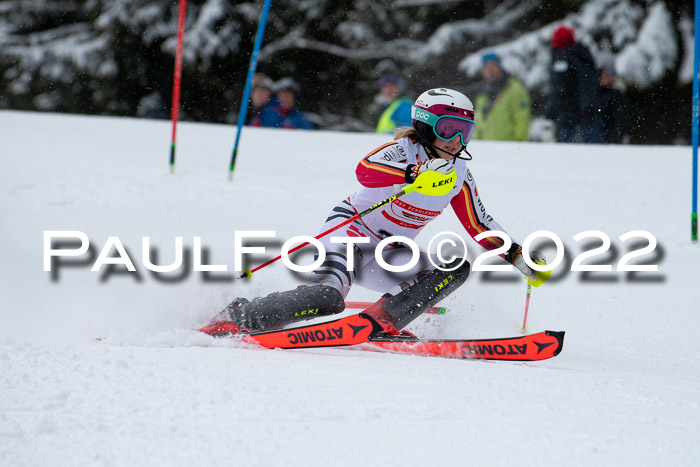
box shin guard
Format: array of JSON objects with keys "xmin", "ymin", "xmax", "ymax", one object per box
[{"xmin": 364, "ymin": 258, "xmax": 471, "ymax": 332}]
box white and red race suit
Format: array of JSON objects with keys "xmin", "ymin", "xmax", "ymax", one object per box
[{"xmin": 311, "ymin": 136, "xmax": 513, "ymax": 297}]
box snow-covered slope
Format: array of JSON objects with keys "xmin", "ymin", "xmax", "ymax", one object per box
[{"xmin": 1, "ymin": 111, "xmax": 698, "ymax": 466}]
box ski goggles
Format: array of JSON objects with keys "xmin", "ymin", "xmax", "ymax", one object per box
[{"xmin": 411, "ymin": 106, "xmax": 476, "ymax": 146}]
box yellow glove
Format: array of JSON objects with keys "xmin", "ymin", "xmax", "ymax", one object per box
[
  {"xmin": 407, "ymin": 169, "xmax": 456, "ymax": 197},
  {"xmin": 513, "ymin": 249, "xmax": 551, "ymax": 287}
]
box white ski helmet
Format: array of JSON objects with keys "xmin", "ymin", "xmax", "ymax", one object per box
[{"xmin": 411, "ymin": 88, "xmax": 476, "ymax": 147}]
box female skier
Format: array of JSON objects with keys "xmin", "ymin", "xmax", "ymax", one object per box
[{"xmin": 222, "ymin": 88, "xmax": 548, "ymax": 334}]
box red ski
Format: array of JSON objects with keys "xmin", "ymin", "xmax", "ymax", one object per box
[
  {"xmin": 199, "ymin": 313, "xmax": 378, "ymax": 349},
  {"xmin": 199, "ymin": 313, "xmax": 565, "ymax": 361},
  {"xmin": 362, "ymin": 330, "xmax": 565, "ymax": 361}
]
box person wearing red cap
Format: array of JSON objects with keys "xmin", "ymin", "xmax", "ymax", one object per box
[
  {"xmin": 545, "ymin": 25, "xmax": 602, "ymax": 143},
  {"xmin": 551, "ymin": 25, "xmax": 576, "ymax": 50}
]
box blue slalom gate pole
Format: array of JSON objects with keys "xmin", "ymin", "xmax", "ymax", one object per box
[
  {"xmin": 692, "ymin": 0, "xmax": 700, "ymax": 241},
  {"xmin": 228, "ymin": 0, "xmax": 272, "ymax": 181}
]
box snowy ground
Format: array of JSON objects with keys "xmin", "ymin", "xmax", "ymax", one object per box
[{"xmin": 1, "ymin": 111, "xmax": 699, "ymax": 466}]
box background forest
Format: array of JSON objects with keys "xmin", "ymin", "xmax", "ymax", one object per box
[{"xmin": 0, "ymin": 0, "xmax": 694, "ymax": 144}]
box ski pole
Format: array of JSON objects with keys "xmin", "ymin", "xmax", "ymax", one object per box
[
  {"xmin": 521, "ymin": 283, "xmax": 531, "ymax": 334},
  {"xmin": 239, "ymin": 170, "xmax": 456, "ymax": 279},
  {"xmin": 239, "ymin": 188, "xmax": 409, "ymax": 279}
]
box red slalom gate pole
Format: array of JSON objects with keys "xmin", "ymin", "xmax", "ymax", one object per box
[{"xmin": 169, "ymin": 0, "xmax": 187, "ymax": 174}]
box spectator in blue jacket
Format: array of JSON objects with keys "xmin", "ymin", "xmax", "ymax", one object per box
[
  {"xmin": 248, "ymin": 73, "xmax": 280, "ymax": 127},
  {"xmin": 375, "ymin": 74, "xmax": 413, "ymax": 133},
  {"xmin": 272, "ymin": 78, "xmax": 315, "ymax": 130}
]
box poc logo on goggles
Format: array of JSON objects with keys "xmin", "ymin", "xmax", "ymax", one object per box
[{"xmin": 411, "ymin": 107, "xmax": 432, "ymax": 123}]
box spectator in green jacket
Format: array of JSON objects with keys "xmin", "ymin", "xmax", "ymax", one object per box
[
  {"xmin": 473, "ymin": 52, "xmax": 531, "ymax": 141},
  {"xmin": 375, "ymin": 74, "xmax": 413, "ymax": 134}
]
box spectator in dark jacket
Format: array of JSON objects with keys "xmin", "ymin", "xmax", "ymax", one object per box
[
  {"xmin": 599, "ymin": 64, "xmax": 630, "ymax": 144},
  {"xmin": 545, "ymin": 25, "xmax": 602, "ymax": 143},
  {"xmin": 271, "ymin": 78, "xmax": 315, "ymax": 130}
]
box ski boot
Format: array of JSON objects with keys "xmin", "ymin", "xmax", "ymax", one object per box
[
  {"xmin": 199, "ymin": 297, "xmax": 250, "ymax": 336},
  {"xmin": 229, "ymin": 284, "xmax": 345, "ymax": 333},
  {"xmin": 363, "ymin": 258, "xmax": 471, "ymax": 335}
]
